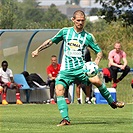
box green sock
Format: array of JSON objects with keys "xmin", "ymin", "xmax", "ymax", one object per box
[
  {"xmin": 57, "ymin": 96, "xmax": 70, "ymax": 121},
  {"xmin": 98, "ymin": 83, "xmax": 114, "ymax": 105}
]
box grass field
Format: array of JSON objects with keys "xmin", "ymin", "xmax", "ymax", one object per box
[{"xmin": 0, "ymin": 104, "xmax": 132, "ymax": 133}]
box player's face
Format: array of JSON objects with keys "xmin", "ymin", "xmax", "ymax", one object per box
[
  {"xmin": 2, "ymin": 63, "xmax": 8, "ymax": 71},
  {"xmin": 73, "ymin": 14, "xmax": 85, "ymax": 32},
  {"xmin": 51, "ymin": 57, "xmax": 57, "ymax": 66}
]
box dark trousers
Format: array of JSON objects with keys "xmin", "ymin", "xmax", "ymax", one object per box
[
  {"xmin": 48, "ymin": 80, "xmax": 55, "ymax": 99},
  {"xmin": 110, "ymin": 65, "xmax": 130, "ymax": 83}
]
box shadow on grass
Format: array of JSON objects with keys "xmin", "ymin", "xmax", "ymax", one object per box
[{"xmin": 72, "ymin": 118, "xmax": 129, "ymax": 125}]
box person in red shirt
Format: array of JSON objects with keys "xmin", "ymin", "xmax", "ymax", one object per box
[{"xmin": 47, "ymin": 55, "xmax": 70, "ymax": 104}]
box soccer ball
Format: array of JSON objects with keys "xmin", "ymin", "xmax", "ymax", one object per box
[{"xmin": 83, "ymin": 61, "xmax": 99, "ymax": 77}]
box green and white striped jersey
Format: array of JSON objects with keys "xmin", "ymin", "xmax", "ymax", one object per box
[{"xmin": 50, "ymin": 27, "xmax": 101, "ymax": 70}]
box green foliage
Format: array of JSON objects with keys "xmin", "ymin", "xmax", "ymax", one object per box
[
  {"xmin": 89, "ymin": 8, "xmax": 99, "ymax": 16},
  {"xmin": 95, "ymin": 0, "xmax": 133, "ymax": 26},
  {"xmin": 0, "ymin": 0, "xmax": 18, "ymax": 28},
  {"xmin": 0, "ymin": 1, "xmax": 69, "ymax": 29},
  {"xmin": 42, "ymin": 4, "xmax": 68, "ymax": 24},
  {"xmin": 15, "ymin": 0, "xmax": 44, "ymax": 28},
  {"xmin": 74, "ymin": 0, "xmax": 80, "ymax": 5},
  {"xmin": 85, "ymin": 20, "xmax": 133, "ymax": 59}
]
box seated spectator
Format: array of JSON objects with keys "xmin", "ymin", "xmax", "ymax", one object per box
[
  {"xmin": 0, "ymin": 60, "xmax": 23, "ymax": 105},
  {"xmin": 47, "ymin": 55, "xmax": 70, "ymax": 104},
  {"xmin": 108, "ymin": 42, "xmax": 130, "ymax": 88}
]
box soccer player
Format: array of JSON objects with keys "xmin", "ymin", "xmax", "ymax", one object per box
[
  {"xmin": 0, "ymin": 60, "xmax": 23, "ymax": 105},
  {"xmin": 32, "ymin": 10, "xmax": 125, "ymax": 126}
]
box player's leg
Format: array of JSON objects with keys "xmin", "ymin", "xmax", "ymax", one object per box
[
  {"xmin": 0, "ymin": 85, "xmax": 3, "ymax": 94},
  {"xmin": 48, "ymin": 80, "xmax": 56, "ymax": 104},
  {"xmin": 81, "ymin": 83, "xmax": 92, "ymax": 104},
  {"xmin": 64, "ymin": 88, "xmax": 70, "ymax": 104},
  {"xmin": 118, "ymin": 65, "xmax": 130, "ymax": 81},
  {"xmin": 76, "ymin": 83, "xmax": 82, "ymax": 104},
  {"xmin": 55, "ymin": 84, "xmax": 70, "ymax": 126},
  {"xmin": 89, "ymin": 75, "xmax": 124, "ymax": 109},
  {"xmin": 16, "ymin": 84, "xmax": 23, "ymax": 104},
  {"xmin": 10, "ymin": 83, "xmax": 23, "ymax": 104},
  {"xmin": 1, "ymin": 85, "xmax": 8, "ymax": 105},
  {"xmin": 110, "ymin": 66, "xmax": 119, "ymax": 88},
  {"xmin": 55, "ymin": 70, "xmax": 72, "ymax": 126}
]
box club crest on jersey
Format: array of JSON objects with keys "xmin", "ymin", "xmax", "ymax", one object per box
[{"xmin": 67, "ymin": 40, "xmax": 80, "ymax": 50}]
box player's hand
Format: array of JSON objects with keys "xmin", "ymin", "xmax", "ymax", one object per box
[
  {"xmin": 31, "ymin": 50, "xmax": 38, "ymax": 57},
  {"xmin": 120, "ymin": 65, "xmax": 125, "ymax": 70},
  {"xmin": 118, "ymin": 65, "xmax": 122, "ymax": 69}
]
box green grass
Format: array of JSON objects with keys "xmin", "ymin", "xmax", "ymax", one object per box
[{"xmin": 0, "ymin": 104, "xmax": 132, "ymax": 133}]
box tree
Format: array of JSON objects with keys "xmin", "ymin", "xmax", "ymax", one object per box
[
  {"xmin": 0, "ymin": 0, "xmax": 18, "ymax": 28},
  {"xmin": 74, "ymin": 0, "xmax": 80, "ymax": 5},
  {"xmin": 42, "ymin": 4, "xmax": 68, "ymax": 24},
  {"xmin": 89, "ymin": 8, "xmax": 99, "ymax": 16},
  {"xmin": 0, "ymin": 0, "xmax": 71, "ymax": 29},
  {"xmin": 69, "ymin": 0, "xmax": 80, "ymax": 5},
  {"xmin": 95, "ymin": 0, "xmax": 133, "ymax": 26}
]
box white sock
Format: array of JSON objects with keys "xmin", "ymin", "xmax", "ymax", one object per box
[{"xmin": 86, "ymin": 97, "xmax": 90, "ymax": 101}]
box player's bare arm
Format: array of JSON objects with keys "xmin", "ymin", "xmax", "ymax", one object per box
[
  {"xmin": 94, "ymin": 51, "xmax": 103, "ymax": 65},
  {"xmin": 109, "ymin": 58, "xmax": 123, "ymax": 68},
  {"xmin": 122, "ymin": 57, "xmax": 127, "ymax": 69},
  {"xmin": 32, "ymin": 39, "xmax": 53, "ymax": 57},
  {"xmin": 10, "ymin": 77, "xmax": 14, "ymax": 83}
]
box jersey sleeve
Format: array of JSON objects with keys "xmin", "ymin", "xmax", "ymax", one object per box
[
  {"xmin": 86, "ymin": 33, "xmax": 101, "ymax": 54},
  {"xmin": 108, "ymin": 50, "xmax": 113, "ymax": 60},
  {"xmin": 58, "ymin": 64, "xmax": 61, "ymax": 70},
  {"xmin": 9, "ymin": 69, "xmax": 13, "ymax": 77},
  {"xmin": 122, "ymin": 51, "xmax": 126, "ymax": 58},
  {"xmin": 50, "ymin": 28, "xmax": 64, "ymax": 44}
]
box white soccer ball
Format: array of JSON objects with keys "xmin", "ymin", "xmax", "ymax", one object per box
[{"xmin": 83, "ymin": 61, "xmax": 99, "ymax": 77}]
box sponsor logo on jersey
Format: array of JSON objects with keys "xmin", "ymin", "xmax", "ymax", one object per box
[{"xmin": 67, "ymin": 40, "xmax": 80, "ymax": 50}]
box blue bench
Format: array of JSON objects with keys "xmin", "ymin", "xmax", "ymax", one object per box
[
  {"xmin": 14, "ymin": 74, "xmax": 49, "ymax": 103},
  {"xmin": 14, "ymin": 74, "xmax": 34, "ymax": 103}
]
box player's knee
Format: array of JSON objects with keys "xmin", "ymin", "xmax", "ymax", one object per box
[
  {"xmin": 126, "ymin": 66, "xmax": 130, "ymax": 72},
  {"xmin": 55, "ymin": 84, "xmax": 65, "ymax": 96},
  {"xmin": 89, "ymin": 75, "xmax": 101, "ymax": 84},
  {"xmin": 91, "ymin": 79, "xmax": 102, "ymax": 87}
]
